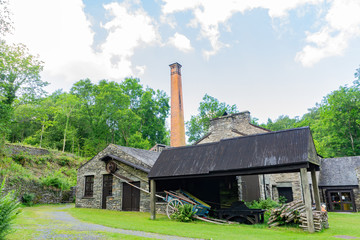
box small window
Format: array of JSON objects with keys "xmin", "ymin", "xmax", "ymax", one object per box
[{"xmin": 84, "ymin": 176, "xmax": 94, "ymax": 197}]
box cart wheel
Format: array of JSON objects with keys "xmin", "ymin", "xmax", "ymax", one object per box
[{"xmin": 166, "ymin": 199, "xmax": 183, "ymax": 219}]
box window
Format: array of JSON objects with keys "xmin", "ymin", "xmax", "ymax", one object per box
[{"xmin": 84, "ymin": 176, "xmax": 94, "ymax": 197}]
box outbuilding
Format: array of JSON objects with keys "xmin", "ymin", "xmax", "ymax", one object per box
[
  {"xmin": 149, "ymin": 127, "xmax": 322, "ymax": 232},
  {"xmin": 319, "ymin": 156, "xmax": 360, "ymax": 212},
  {"xmin": 76, "ymin": 144, "xmax": 160, "ymax": 212}
]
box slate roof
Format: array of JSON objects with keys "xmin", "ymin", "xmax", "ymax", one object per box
[
  {"xmin": 319, "ymin": 156, "xmax": 360, "ymax": 187},
  {"xmin": 149, "ymin": 127, "xmax": 320, "ymax": 179},
  {"xmin": 114, "ymin": 145, "xmax": 161, "ymax": 168}
]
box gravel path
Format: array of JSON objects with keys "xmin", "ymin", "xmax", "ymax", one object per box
[{"xmin": 18, "ymin": 205, "xmax": 201, "ymax": 240}]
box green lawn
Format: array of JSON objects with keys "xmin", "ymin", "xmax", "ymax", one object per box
[
  {"xmin": 7, "ymin": 205, "xmax": 153, "ymax": 240},
  {"xmin": 66, "ymin": 207, "xmax": 360, "ymax": 240},
  {"xmin": 6, "ymin": 204, "xmax": 360, "ymax": 240}
]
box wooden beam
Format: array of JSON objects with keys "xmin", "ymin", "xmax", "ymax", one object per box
[
  {"xmin": 150, "ymin": 179, "xmax": 156, "ymax": 220},
  {"xmin": 300, "ymin": 168, "xmax": 315, "ymax": 233},
  {"xmin": 311, "ymin": 168, "xmax": 321, "ymax": 211}
]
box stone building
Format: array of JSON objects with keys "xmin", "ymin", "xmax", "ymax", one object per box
[
  {"xmin": 319, "ymin": 157, "xmax": 360, "ymax": 212},
  {"xmin": 76, "ymin": 144, "xmax": 160, "ymax": 212},
  {"xmin": 194, "ymin": 111, "xmax": 318, "ymax": 205},
  {"xmin": 194, "ymin": 111, "xmax": 270, "ymax": 202}
]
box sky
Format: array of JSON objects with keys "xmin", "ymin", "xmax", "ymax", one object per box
[{"xmin": 4, "ymin": 0, "xmax": 360, "ymax": 124}]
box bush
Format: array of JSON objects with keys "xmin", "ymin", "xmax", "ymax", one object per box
[
  {"xmin": 56, "ymin": 156, "xmax": 71, "ymax": 166},
  {"xmin": 22, "ymin": 193, "xmax": 35, "ymax": 206},
  {"xmin": 0, "ymin": 178, "xmax": 21, "ymax": 239},
  {"xmin": 171, "ymin": 204, "xmax": 195, "ymax": 222},
  {"xmin": 246, "ymin": 198, "xmax": 281, "ymax": 210},
  {"xmin": 41, "ymin": 171, "xmax": 70, "ymax": 190}
]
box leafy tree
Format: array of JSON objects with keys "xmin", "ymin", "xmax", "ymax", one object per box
[
  {"xmin": 186, "ymin": 94, "xmax": 238, "ymax": 143},
  {"xmin": 313, "ymin": 84, "xmax": 360, "ymax": 157},
  {"xmin": 263, "ymin": 115, "xmax": 300, "ymax": 131},
  {"xmin": 0, "ymin": 41, "xmax": 47, "ymax": 105}
]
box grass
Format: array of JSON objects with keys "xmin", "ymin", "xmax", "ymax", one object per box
[
  {"xmin": 66, "ymin": 207, "xmax": 360, "ymax": 240},
  {"xmin": 6, "ymin": 205, "xmax": 152, "ymax": 240},
  {"xmin": 6, "ymin": 204, "xmax": 360, "ymax": 240}
]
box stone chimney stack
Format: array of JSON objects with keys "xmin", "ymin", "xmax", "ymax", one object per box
[{"xmin": 170, "ymin": 62, "xmax": 186, "ymax": 147}]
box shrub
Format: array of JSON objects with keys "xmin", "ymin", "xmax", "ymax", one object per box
[
  {"xmin": 57, "ymin": 156, "xmax": 71, "ymax": 166},
  {"xmin": 22, "ymin": 193, "xmax": 35, "ymax": 206},
  {"xmin": 171, "ymin": 204, "xmax": 195, "ymax": 222},
  {"xmin": 41, "ymin": 171, "xmax": 70, "ymax": 190},
  {"xmin": 246, "ymin": 198, "xmax": 281, "ymax": 210},
  {"xmin": 0, "ymin": 178, "xmax": 21, "ymax": 239}
]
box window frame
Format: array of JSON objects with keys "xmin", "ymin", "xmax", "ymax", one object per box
[{"xmin": 84, "ymin": 175, "xmax": 94, "ymax": 197}]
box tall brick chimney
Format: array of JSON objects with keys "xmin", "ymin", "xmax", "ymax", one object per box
[{"xmin": 170, "ymin": 62, "xmax": 186, "ymax": 147}]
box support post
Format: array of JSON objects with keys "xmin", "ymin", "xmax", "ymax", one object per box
[
  {"xmin": 300, "ymin": 168, "xmax": 315, "ymax": 233},
  {"xmin": 311, "ymin": 167, "xmax": 321, "ymax": 211},
  {"xmin": 150, "ymin": 179, "xmax": 156, "ymax": 220}
]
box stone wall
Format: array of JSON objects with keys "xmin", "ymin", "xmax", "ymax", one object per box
[
  {"xmin": 5, "ymin": 144, "xmax": 50, "ymax": 156},
  {"xmin": 1, "ymin": 178, "xmax": 74, "ymax": 204},
  {"xmin": 76, "ymin": 144, "xmax": 151, "ymax": 212},
  {"xmin": 197, "ymin": 111, "xmax": 269, "ymax": 144},
  {"xmin": 355, "ymin": 167, "xmax": 360, "ymax": 211}
]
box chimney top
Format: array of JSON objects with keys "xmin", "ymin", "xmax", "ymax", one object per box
[
  {"xmin": 169, "ymin": 62, "xmax": 182, "ymax": 68},
  {"xmin": 169, "ymin": 62, "xmax": 182, "ymax": 76}
]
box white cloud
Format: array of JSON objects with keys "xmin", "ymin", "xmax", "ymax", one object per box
[
  {"xmin": 168, "ymin": 32, "xmax": 193, "ymax": 52},
  {"xmin": 296, "ymin": 0, "xmax": 360, "ymax": 66},
  {"xmin": 161, "ymin": 0, "xmax": 323, "ymax": 59},
  {"xmin": 6, "ymin": 0, "xmax": 160, "ymax": 90}
]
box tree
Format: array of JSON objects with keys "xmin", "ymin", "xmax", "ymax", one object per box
[
  {"xmin": 263, "ymin": 115, "xmax": 300, "ymax": 131},
  {"xmin": 0, "ymin": 41, "xmax": 47, "ymax": 105},
  {"xmin": 186, "ymin": 94, "xmax": 238, "ymax": 143},
  {"xmin": 313, "ymin": 84, "xmax": 360, "ymax": 157}
]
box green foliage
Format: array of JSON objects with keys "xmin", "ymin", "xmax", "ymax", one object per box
[
  {"xmin": 56, "ymin": 156, "xmax": 71, "ymax": 166},
  {"xmin": 171, "ymin": 204, "xmax": 195, "ymax": 222},
  {"xmin": 7, "ymin": 77, "xmax": 170, "ymax": 157},
  {"xmin": 246, "ymin": 198, "xmax": 281, "ymax": 210},
  {"xmin": 40, "ymin": 170, "xmax": 70, "ymax": 190},
  {"xmin": 186, "ymin": 94, "xmax": 238, "ymax": 143},
  {"xmin": 0, "ymin": 178, "xmax": 21, "ymax": 239},
  {"xmin": 0, "ymin": 41, "xmax": 47, "ymax": 105},
  {"xmin": 278, "ymin": 196, "xmax": 287, "ymax": 204},
  {"xmin": 21, "ymin": 193, "xmax": 35, "ymax": 206},
  {"xmin": 262, "ymin": 67, "xmax": 360, "ymax": 158}
]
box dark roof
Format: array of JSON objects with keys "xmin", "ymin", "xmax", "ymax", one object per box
[
  {"xmin": 149, "ymin": 127, "xmax": 320, "ymax": 179},
  {"xmin": 78, "ymin": 144, "xmax": 160, "ymax": 171},
  {"xmin": 319, "ymin": 156, "xmax": 360, "ymax": 187},
  {"xmin": 114, "ymin": 145, "xmax": 160, "ymax": 167}
]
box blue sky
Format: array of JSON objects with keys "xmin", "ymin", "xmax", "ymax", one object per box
[{"xmin": 5, "ymin": 0, "xmax": 360, "ymax": 124}]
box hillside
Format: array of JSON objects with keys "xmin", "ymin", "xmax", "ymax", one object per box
[{"xmin": 0, "ymin": 144, "xmax": 88, "ymax": 193}]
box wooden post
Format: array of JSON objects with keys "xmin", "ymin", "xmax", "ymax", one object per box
[
  {"xmin": 300, "ymin": 168, "xmax": 315, "ymax": 233},
  {"xmin": 150, "ymin": 179, "xmax": 156, "ymax": 220},
  {"xmin": 311, "ymin": 167, "xmax": 321, "ymax": 211}
]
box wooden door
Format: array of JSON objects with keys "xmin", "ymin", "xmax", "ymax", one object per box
[
  {"xmin": 122, "ymin": 181, "xmax": 140, "ymax": 211},
  {"xmin": 102, "ymin": 174, "xmax": 113, "ymax": 209}
]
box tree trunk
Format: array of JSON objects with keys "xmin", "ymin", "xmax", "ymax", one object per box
[
  {"xmin": 39, "ymin": 123, "xmax": 44, "ymax": 148},
  {"xmin": 62, "ymin": 115, "xmax": 69, "ymax": 152}
]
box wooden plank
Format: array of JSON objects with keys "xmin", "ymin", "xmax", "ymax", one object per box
[
  {"xmin": 311, "ymin": 168, "xmax": 321, "ymax": 211},
  {"xmin": 150, "ymin": 180, "xmax": 156, "ymax": 220},
  {"xmin": 300, "ymin": 168, "xmax": 315, "ymax": 233}
]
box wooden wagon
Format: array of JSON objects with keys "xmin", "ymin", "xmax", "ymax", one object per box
[{"xmin": 164, "ymin": 190, "xmax": 211, "ymax": 219}]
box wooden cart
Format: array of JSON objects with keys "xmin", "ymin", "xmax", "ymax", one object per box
[{"xmin": 164, "ymin": 190, "xmax": 211, "ymax": 219}]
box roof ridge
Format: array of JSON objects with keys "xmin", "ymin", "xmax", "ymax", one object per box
[{"xmin": 219, "ymin": 126, "xmax": 310, "ymax": 143}]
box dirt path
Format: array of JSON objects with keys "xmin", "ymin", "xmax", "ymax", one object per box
[{"xmin": 16, "ymin": 205, "xmax": 201, "ymax": 240}]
